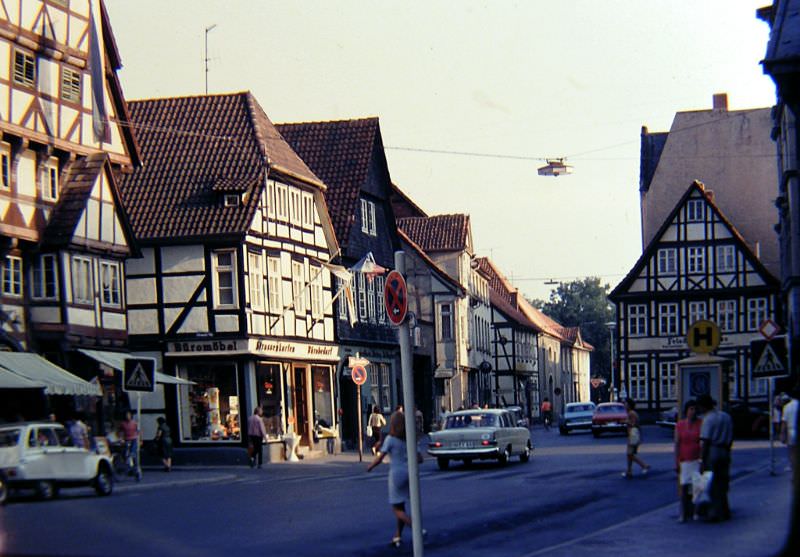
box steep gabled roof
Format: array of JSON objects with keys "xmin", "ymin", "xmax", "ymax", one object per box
[
  {"xmin": 489, "ymin": 287, "xmax": 540, "ymax": 331},
  {"xmin": 42, "ymin": 153, "xmax": 138, "ymax": 254},
  {"xmin": 117, "ymin": 92, "xmax": 321, "ymax": 242},
  {"xmin": 397, "ymin": 214, "xmax": 471, "ymax": 254},
  {"xmin": 276, "ymin": 118, "xmax": 382, "ymax": 245},
  {"xmin": 398, "ymin": 229, "xmax": 464, "ymax": 295},
  {"xmin": 391, "ymin": 182, "xmax": 428, "ymax": 219},
  {"xmin": 610, "ymin": 180, "xmax": 780, "ymax": 299}
]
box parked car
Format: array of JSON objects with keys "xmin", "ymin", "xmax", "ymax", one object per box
[
  {"xmin": 559, "ymin": 402, "xmax": 597, "ymax": 435},
  {"xmin": 592, "ymin": 402, "xmax": 628, "ymax": 437},
  {"xmin": 656, "ymin": 406, "xmax": 678, "ymax": 429},
  {"xmin": 0, "ymin": 422, "xmax": 114, "ymax": 501},
  {"xmin": 504, "ymin": 406, "xmax": 529, "ymax": 428},
  {"xmin": 428, "ymin": 409, "xmax": 532, "ymax": 470}
]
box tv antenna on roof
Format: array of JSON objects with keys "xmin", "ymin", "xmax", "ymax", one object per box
[
  {"xmin": 537, "ymin": 158, "xmax": 573, "ymax": 177},
  {"xmin": 204, "ymin": 24, "xmax": 217, "ymax": 94}
]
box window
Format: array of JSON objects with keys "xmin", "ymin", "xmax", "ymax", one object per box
[
  {"xmin": 100, "ymin": 261, "xmax": 121, "ymax": 306},
  {"xmin": 360, "ymin": 198, "xmax": 376, "ymax": 236},
  {"xmin": 357, "ymin": 272, "xmax": 367, "ymax": 320},
  {"xmin": 224, "ymin": 194, "xmax": 240, "ymax": 207},
  {"xmin": 716, "ymin": 300, "xmax": 737, "ymax": 332},
  {"xmin": 440, "ymin": 303, "xmax": 453, "ymax": 341},
  {"xmin": 336, "ymin": 277, "xmax": 348, "ymax": 320},
  {"xmin": 213, "ymin": 251, "xmax": 237, "ymax": 307},
  {"xmin": 659, "ymin": 303, "xmax": 678, "ymax": 335},
  {"xmin": 686, "ymin": 199, "xmax": 704, "ymax": 222},
  {"xmin": 13, "ymin": 50, "xmax": 35, "ymax": 88},
  {"xmin": 177, "ymin": 362, "xmax": 240, "ymax": 442},
  {"xmin": 275, "ymin": 184, "xmax": 289, "ymax": 221},
  {"xmin": 71, "ymin": 256, "xmax": 92, "ymax": 304},
  {"xmin": 32, "ymin": 254, "xmax": 57, "ymax": 299},
  {"xmin": 289, "ymin": 188, "xmax": 301, "ymax": 225},
  {"xmin": 716, "ymin": 245, "xmax": 735, "ymax": 272},
  {"xmin": 659, "ymin": 361, "xmax": 677, "ymax": 400},
  {"xmin": 302, "ymin": 192, "xmax": 314, "ymax": 228},
  {"xmin": 688, "ymin": 301, "xmax": 707, "ymax": 325},
  {"xmin": 2, "ymin": 255, "xmax": 22, "ymax": 297},
  {"xmin": 657, "ymin": 248, "xmax": 676, "ymax": 275},
  {"xmin": 248, "ymin": 252, "xmax": 264, "ymax": 311},
  {"xmin": 368, "ymin": 363, "xmax": 392, "ymax": 413},
  {"xmin": 1, "ymin": 142, "xmax": 10, "ymax": 190},
  {"xmin": 687, "ymin": 247, "xmax": 705, "ymax": 274},
  {"xmin": 310, "ymin": 269, "xmax": 323, "ymax": 319},
  {"xmin": 267, "ymin": 181, "xmax": 276, "ymax": 218},
  {"xmin": 376, "ymin": 275, "xmax": 386, "ymax": 324},
  {"xmin": 292, "ymin": 261, "xmax": 305, "ymax": 314},
  {"xmin": 747, "ymin": 298, "xmax": 768, "ymax": 331},
  {"xmin": 256, "ymin": 363, "xmax": 284, "ymax": 440},
  {"xmin": 61, "ymin": 67, "xmax": 81, "ymax": 103},
  {"xmin": 42, "ymin": 159, "xmax": 59, "ymax": 201},
  {"xmin": 367, "ymin": 275, "xmax": 376, "ymax": 322},
  {"xmin": 628, "ymin": 362, "xmax": 648, "ymax": 401},
  {"xmin": 627, "ymin": 304, "xmax": 647, "ymax": 337},
  {"xmin": 267, "ymin": 257, "xmax": 282, "ymax": 313},
  {"xmin": 749, "ymin": 376, "xmax": 768, "ymax": 397}
]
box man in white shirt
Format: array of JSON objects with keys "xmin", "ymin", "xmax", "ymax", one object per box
[{"xmin": 781, "ymin": 389, "xmax": 799, "ymax": 482}]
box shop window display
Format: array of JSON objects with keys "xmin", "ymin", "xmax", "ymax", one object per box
[
  {"xmin": 178, "ymin": 363, "xmax": 240, "ymax": 442},
  {"xmin": 256, "ymin": 363, "xmax": 284, "ymax": 440},
  {"xmin": 312, "ymin": 366, "xmax": 334, "ymax": 427}
]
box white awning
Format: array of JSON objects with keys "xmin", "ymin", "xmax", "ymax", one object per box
[
  {"xmin": 78, "ymin": 349, "xmax": 195, "ymax": 385},
  {"xmin": 0, "ymin": 368, "xmax": 45, "ymax": 389},
  {"xmin": 0, "ymin": 353, "xmax": 101, "ymax": 396}
]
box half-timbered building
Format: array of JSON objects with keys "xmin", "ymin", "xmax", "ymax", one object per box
[
  {"xmin": 118, "ymin": 93, "xmax": 340, "ymax": 459},
  {"xmin": 277, "ymin": 118, "xmax": 402, "ymax": 448},
  {"xmin": 0, "ymin": 1, "xmax": 140, "ymax": 423},
  {"xmin": 609, "ymin": 181, "xmax": 781, "ymax": 417}
]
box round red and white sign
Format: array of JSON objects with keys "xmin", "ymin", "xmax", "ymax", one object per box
[
  {"xmin": 351, "ymin": 365, "xmax": 367, "ymax": 386},
  {"xmin": 383, "ymin": 270, "xmax": 408, "ymax": 326}
]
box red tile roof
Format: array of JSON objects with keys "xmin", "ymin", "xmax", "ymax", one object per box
[
  {"xmin": 397, "ymin": 214, "xmax": 471, "ymax": 253},
  {"xmin": 276, "ymin": 118, "xmax": 381, "ymax": 246},
  {"xmin": 117, "ymin": 92, "xmax": 320, "ymax": 241}
]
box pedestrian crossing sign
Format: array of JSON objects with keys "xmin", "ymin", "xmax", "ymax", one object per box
[
  {"xmin": 750, "ymin": 338, "xmax": 788, "ymax": 379},
  {"xmin": 123, "ymin": 358, "xmax": 156, "ymax": 392}
]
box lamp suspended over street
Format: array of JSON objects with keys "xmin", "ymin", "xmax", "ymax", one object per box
[{"xmin": 537, "ymin": 158, "xmax": 573, "ymax": 177}]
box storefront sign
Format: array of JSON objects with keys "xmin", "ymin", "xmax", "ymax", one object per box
[{"xmin": 167, "ymin": 338, "xmax": 339, "ymax": 361}]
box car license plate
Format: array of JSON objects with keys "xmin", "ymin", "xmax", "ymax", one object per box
[{"xmin": 453, "ymin": 441, "xmax": 474, "ymax": 449}]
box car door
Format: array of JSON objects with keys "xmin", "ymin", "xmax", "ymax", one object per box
[
  {"xmin": 24, "ymin": 427, "xmax": 58, "ymax": 480},
  {"xmin": 498, "ymin": 413, "xmax": 513, "ymax": 451},
  {"xmin": 55, "ymin": 427, "xmax": 91, "ymax": 480}
]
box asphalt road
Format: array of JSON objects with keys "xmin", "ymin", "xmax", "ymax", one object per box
[{"xmin": 0, "ymin": 426, "xmax": 784, "ymax": 557}]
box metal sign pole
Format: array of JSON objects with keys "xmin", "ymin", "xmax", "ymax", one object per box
[
  {"xmin": 136, "ymin": 392, "xmax": 142, "ymax": 479},
  {"xmin": 769, "ymin": 378, "xmax": 775, "ymax": 476},
  {"xmin": 396, "ymin": 251, "xmax": 424, "ymax": 557},
  {"xmin": 357, "ymin": 384, "xmax": 363, "ymax": 463}
]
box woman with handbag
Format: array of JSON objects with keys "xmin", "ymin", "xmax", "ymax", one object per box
[
  {"xmin": 623, "ymin": 398, "xmax": 650, "ymax": 478},
  {"xmin": 368, "ymin": 405, "xmax": 386, "ymax": 456}
]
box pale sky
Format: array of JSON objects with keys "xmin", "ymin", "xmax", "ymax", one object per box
[{"xmin": 104, "ymin": 0, "xmax": 777, "ymax": 301}]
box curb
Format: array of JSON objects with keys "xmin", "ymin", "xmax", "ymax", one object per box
[{"xmin": 114, "ymin": 473, "xmax": 239, "ymax": 493}]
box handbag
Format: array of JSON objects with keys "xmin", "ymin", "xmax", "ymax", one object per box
[
  {"xmin": 366, "ymin": 425, "xmax": 373, "ymax": 437},
  {"xmin": 628, "ymin": 426, "xmax": 641, "ymax": 445},
  {"xmin": 692, "ymin": 470, "xmax": 713, "ymax": 505}
]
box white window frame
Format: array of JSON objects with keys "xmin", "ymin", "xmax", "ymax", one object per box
[
  {"xmin": 31, "ymin": 254, "xmax": 57, "ymax": 300},
  {"xmin": 687, "ymin": 246, "xmax": 705, "ymax": 274},
  {"xmin": 267, "ymin": 257, "xmax": 282, "ymax": 314},
  {"xmin": 657, "ymin": 248, "xmax": 676, "ymax": 275},
  {"xmin": 267, "ymin": 181, "xmax": 276, "ymax": 218},
  {"xmin": 376, "ymin": 275, "xmax": 386, "ymax": 324},
  {"xmin": 212, "ymin": 250, "xmax": 237, "ymax": 308},
  {"xmin": 749, "ymin": 376, "xmax": 768, "ymax": 397},
  {"xmin": 357, "ymin": 272, "xmax": 367, "ymax": 320},
  {"xmin": 42, "ymin": 158, "xmax": 59, "ymax": 201},
  {"xmin": 716, "ymin": 245, "xmax": 735, "ymax": 273},
  {"xmin": 71, "ymin": 256, "xmax": 93, "ymax": 304},
  {"xmin": 301, "ymin": 192, "xmax": 314, "ymax": 229},
  {"xmin": 13, "ymin": 49, "xmax": 35, "ymax": 88},
  {"xmin": 659, "ymin": 361, "xmax": 677, "ymax": 400},
  {"xmin": 224, "ymin": 194, "xmax": 240, "ymax": 207},
  {"xmin": 291, "ymin": 261, "xmax": 306, "ymax": 314},
  {"xmin": 360, "ymin": 199, "xmax": 377, "ymax": 236},
  {"xmin": 686, "ymin": 199, "xmax": 704, "ymax": 222},
  {"xmin": 275, "ymin": 183, "xmax": 289, "ymax": 222},
  {"xmin": 688, "ymin": 301, "xmax": 707, "ymax": 325},
  {"xmin": 289, "ymin": 188, "xmax": 302, "ymax": 225},
  {"xmin": 100, "ymin": 261, "xmax": 121, "ymax": 307},
  {"xmin": 1, "ymin": 142, "xmax": 10, "ymax": 190},
  {"xmin": 367, "ymin": 275, "xmax": 376, "ymax": 322},
  {"xmin": 310, "ymin": 269, "xmax": 323, "ymax": 319},
  {"xmin": 439, "ymin": 303, "xmax": 453, "ymax": 341},
  {"xmin": 248, "ymin": 252, "xmax": 264, "ymax": 311},
  {"xmin": 716, "ymin": 299, "xmax": 737, "ymax": 332},
  {"xmin": 336, "ymin": 277, "xmax": 348, "ymax": 320},
  {"xmin": 747, "ymin": 298, "xmax": 768, "ymax": 331},
  {"xmin": 2, "ymin": 255, "xmax": 23, "ymax": 297},
  {"xmin": 627, "ymin": 304, "xmax": 647, "ymax": 337},
  {"xmin": 658, "ymin": 303, "xmax": 678, "ymax": 335},
  {"xmin": 628, "ymin": 362, "xmax": 648, "ymax": 401},
  {"xmin": 61, "ymin": 67, "xmax": 81, "ymax": 103}
]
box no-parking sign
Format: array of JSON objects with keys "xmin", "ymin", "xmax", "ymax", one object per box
[
  {"xmin": 383, "ymin": 270, "xmax": 408, "ymax": 326},
  {"xmin": 351, "ymin": 365, "xmax": 367, "ymax": 386}
]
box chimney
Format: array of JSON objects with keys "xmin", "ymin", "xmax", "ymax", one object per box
[{"xmin": 712, "ymin": 93, "xmax": 728, "ymax": 111}]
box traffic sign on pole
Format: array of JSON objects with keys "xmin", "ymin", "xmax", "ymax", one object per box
[
  {"xmin": 123, "ymin": 358, "xmax": 156, "ymax": 393},
  {"xmin": 351, "ymin": 365, "xmax": 367, "ymax": 386},
  {"xmin": 686, "ymin": 320, "xmax": 721, "ymax": 354},
  {"xmin": 750, "ymin": 337, "xmax": 789, "ymax": 379},
  {"xmin": 384, "ymin": 270, "xmax": 408, "ymax": 326}
]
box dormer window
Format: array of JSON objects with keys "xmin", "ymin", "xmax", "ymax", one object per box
[
  {"xmin": 13, "ymin": 50, "xmax": 36, "ymax": 88},
  {"xmin": 224, "ymin": 194, "xmax": 240, "ymax": 207},
  {"xmin": 360, "ymin": 198, "xmax": 376, "ymax": 236},
  {"xmin": 42, "ymin": 158, "xmax": 59, "ymax": 201}
]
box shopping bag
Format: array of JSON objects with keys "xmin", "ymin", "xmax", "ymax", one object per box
[
  {"xmin": 366, "ymin": 425, "xmax": 373, "ymax": 437},
  {"xmin": 691, "ymin": 470, "xmax": 713, "ymax": 505}
]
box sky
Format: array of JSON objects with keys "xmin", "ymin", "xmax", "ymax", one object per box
[{"xmin": 103, "ymin": 0, "xmax": 778, "ymax": 302}]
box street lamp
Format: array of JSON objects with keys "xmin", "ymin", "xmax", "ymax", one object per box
[{"xmin": 605, "ymin": 321, "xmax": 617, "ymax": 402}]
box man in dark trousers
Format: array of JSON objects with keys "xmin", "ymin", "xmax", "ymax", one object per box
[
  {"xmin": 698, "ymin": 394, "xmax": 733, "ymax": 521},
  {"xmin": 247, "ymin": 407, "xmax": 268, "ymax": 468}
]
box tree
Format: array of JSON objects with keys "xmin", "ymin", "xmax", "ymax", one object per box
[{"xmin": 531, "ymin": 277, "xmax": 615, "ymax": 382}]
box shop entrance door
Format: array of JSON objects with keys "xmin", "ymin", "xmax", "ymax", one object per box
[{"xmin": 293, "ymin": 366, "xmax": 309, "ymax": 445}]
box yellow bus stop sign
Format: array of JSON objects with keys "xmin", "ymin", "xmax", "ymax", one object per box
[{"xmin": 686, "ymin": 320, "xmax": 721, "ymax": 354}]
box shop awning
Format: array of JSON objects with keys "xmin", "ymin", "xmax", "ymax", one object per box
[
  {"xmin": 78, "ymin": 349, "xmax": 195, "ymax": 385},
  {"xmin": 0, "ymin": 353, "xmax": 101, "ymax": 396},
  {"xmin": 0, "ymin": 368, "xmax": 45, "ymax": 389}
]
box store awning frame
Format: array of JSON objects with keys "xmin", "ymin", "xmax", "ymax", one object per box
[
  {"xmin": 78, "ymin": 349, "xmax": 195, "ymax": 386},
  {"xmin": 0, "ymin": 353, "xmax": 101, "ymax": 396}
]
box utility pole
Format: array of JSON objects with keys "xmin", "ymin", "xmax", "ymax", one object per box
[{"xmin": 204, "ymin": 24, "xmax": 217, "ymax": 94}]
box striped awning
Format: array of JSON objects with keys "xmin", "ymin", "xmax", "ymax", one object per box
[{"xmin": 0, "ymin": 353, "xmax": 101, "ymax": 396}]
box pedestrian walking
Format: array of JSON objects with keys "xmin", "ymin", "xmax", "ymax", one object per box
[
  {"xmin": 118, "ymin": 411, "xmax": 141, "ymax": 477},
  {"xmin": 368, "ymin": 406, "xmax": 386, "ymax": 456},
  {"xmin": 780, "ymin": 388, "xmax": 799, "ymax": 481},
  {"xmin": 248, "ymin": 407, "xmax": 268, "ymax": 468},
  {"xmin": 155, "ymin": 417, "xmax": 173, "ymax": 472},
  {"xmin": 698, "ymin": 394, "xmax": 733, "ymax": 522},
  {"xmin": 366, "ymin": 411, "xmax": 423, "ymax": 548},
  {"xmin": 674, "ymin": 399, "xmax": 702, "ymax": 522},
  {"xmin": 622, "ymin": 398, "xmax": 650, "ymax": 478}
]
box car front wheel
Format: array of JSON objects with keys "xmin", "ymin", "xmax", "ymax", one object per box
[
  {"xmin": 437, "ymin": 457, "xmax": 450, "ymax": 470},
  {"xmin": 94, "ymin": 464, "xmax": 113, "ymax": 496}
]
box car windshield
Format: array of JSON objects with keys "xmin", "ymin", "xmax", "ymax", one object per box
[
  {"xmin": 597, "ymin": 405, "xmax": 625, "ymax": 414},
  {"xmin": 0, "ymin": 429, "xmax": 21, "ymax": 447},
  {"xmin": 445, "ymin": 413, "xmax": 497, "ymax": 429},
  {"xmin": 568, "ymin": 405, "xmax": 594, "ymax": 413}
]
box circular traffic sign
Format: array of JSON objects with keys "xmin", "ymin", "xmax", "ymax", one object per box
[
  {"xmin": 686, "ymin": 320, "xmax": 721, "ymax": 354},
  {"xmin": 351, "ymin": 365, "xmax": 367, "ymax": 386},
  {"xmin": 383, "ymin": 270, "xmax": 408, "ymax": 326}
]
